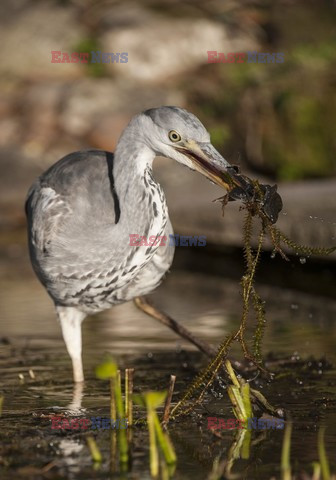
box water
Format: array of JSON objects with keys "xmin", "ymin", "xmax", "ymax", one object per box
[{"xmin": 0, "ymin": 228, "xmax": 335, "ymax": 479}]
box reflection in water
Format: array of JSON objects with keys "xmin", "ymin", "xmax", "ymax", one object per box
[{"xmin": 58, "ymin": 439, "xmax": 84, "ymax": 470}]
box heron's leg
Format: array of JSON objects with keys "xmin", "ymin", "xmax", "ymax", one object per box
[
  {"xmin": 56, "ymin": 306, "xmax": 86, "ymax": 383},
  {"xmin": 67, "ymin": 382, "xmax": 84, "ymax": 412},
  {"xmin": 134, "ymin": 296, "xmax": 216, "ymax": 357}
]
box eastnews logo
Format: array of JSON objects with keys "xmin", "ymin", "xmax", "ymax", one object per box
[
  {"xmin": 51, "ymin": 51, "xmax": 128, "ymax": 64},
  {"xmin": 51, "ymin": 416, "xmax": 128, "ymax": 430},
  {"xmin": 207, "ymin": 417, "xmax": 285, "ymax": 430},
  {"xmin": 129, "ymin": 234, "xmax": 206, "ymax": 247},
  {"xmin": 207, "ymin": 51, "xmax": 284, "ymax": 64}
]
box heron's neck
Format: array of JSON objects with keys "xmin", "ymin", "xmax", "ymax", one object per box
[
  {"xmin": 113, "ymin": 135, "xmax": 167, "ymax": 238},
  {"xmin": 114, "ymin": 137, "xmax": 156, "ymax": 198}
]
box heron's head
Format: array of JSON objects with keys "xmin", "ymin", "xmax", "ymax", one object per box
[{"xmin": 140, "ymin": 106, "xmax": 245, "ymax": 193}]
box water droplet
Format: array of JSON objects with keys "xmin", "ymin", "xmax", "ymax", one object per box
[
  {"xmin": 270, "ymin": 251, "xmax": 276, "ymax": 259},
  {"xmin": 299, "ymin": 257, "xmax": 306, "ymax": 264}
]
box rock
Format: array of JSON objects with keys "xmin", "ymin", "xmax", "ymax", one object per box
[
  {"xmin": 59, "ymin": 78, "xmax": 184, "ymax": 137},
  {"xmin": 59, "ymin": 79, "xmax": 124, "ymax": 137},
  {"xmin": 102, "ymin": 16, "xmax": 258, "ymax": 82},
  {"xmin": 0, "ymin": 3, "xmax": 85, "ymax": 79}
]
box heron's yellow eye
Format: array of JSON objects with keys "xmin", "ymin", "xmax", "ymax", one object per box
[{"xmin": 168, "ymin": 130, "xmax": 181, "ymax": 142}]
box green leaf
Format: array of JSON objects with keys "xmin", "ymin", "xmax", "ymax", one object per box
[
  {"xmin": 144, "ymin": 391, "xmax": 167, "ymax": 410},
  {"xmin": 153, "ymin": 411, "xmax": 176, "ymax": 464},
  {"xmin": 95, "ymin": 359, "xmax": 117, "ymax": 379},
  {"xmin": 86, "ymin": 436, "xmax": 102, "ymax": 463},
  {"xmin": 132, "ymin": 394, "xmax": 146, "ymax": 407},
  {"xmin": 242, "ymin": 383, "xmax": 253, "ymax": 420},
  {"xmin": 132, "ymin": 391, "xmax": 167, "ymax": 410}
]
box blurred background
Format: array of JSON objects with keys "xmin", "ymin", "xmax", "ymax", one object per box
[
  {"xmin": 0, "ymin": 0, "xmax": 335, "ymax": 337},
  {"xmin": 0, "ymin": 3, "xmax": 335, "ymax": 476}
]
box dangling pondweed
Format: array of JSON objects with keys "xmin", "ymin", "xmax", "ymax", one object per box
[{"xmin": 172, "ymin": 178, "xmax": 335, "ymax": 418}]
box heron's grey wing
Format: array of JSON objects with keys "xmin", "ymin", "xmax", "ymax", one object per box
[
  {"xmin": 25, "ymin": 183, "xmax": 72, "ymax": 256},
  {"xmin": 25, "ymin": 151, "xmax": 119, "ymax": 285}
]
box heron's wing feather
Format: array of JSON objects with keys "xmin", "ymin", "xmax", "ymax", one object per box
[
  {"xmin": 26, "ymin": 184, "xmax": 71, "ymax": 254},
  {"xmin": 25, "ymin": 150, "xmax": 118, "ymax": 259}
]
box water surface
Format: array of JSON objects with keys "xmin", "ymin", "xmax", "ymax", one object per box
[{"xmin": 0, "ymin": 229, "xmax": 335, "ymax": 479}]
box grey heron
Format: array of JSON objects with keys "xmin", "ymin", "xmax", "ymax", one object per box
[{"xmin": 25, "ymin": 106, "xmax": 251, "ymax": 383}]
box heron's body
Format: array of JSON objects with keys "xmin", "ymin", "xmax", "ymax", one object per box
[
  {"xmin": 26, "ymin": 106, "xmax": 241, "ymax": 382},
  {"xmin": 26, "ymin": 150, "xmax": 174, "ymax": 314}
]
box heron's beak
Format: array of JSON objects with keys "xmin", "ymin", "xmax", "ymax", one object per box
[
  {"xmin": 174, "ymin": 140, "xmax": 283, "ymax": 222},
  {"xmin": 175, "ymin": 140, "xmax": 248, "ymax": 194}
]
